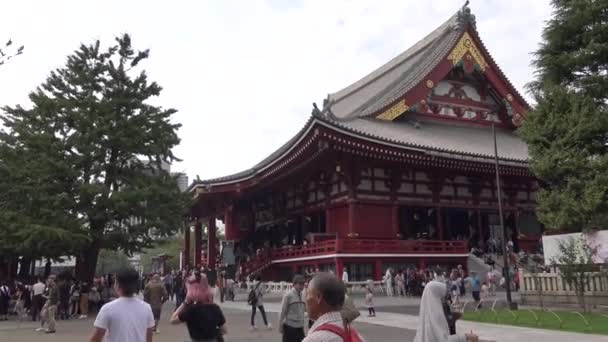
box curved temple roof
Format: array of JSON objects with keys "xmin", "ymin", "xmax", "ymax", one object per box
[
  {"xmin": 189, "ymin": 4, "xmax": 530, "ymax": 192},
  {"xmin": 324, "ymin": 12, "xmax": 463, "ymax": 119}
]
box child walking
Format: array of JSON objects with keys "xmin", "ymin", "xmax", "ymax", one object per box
[{"xmin": 365, "ymin": 286, "xmax": 375, "ymax": 317}]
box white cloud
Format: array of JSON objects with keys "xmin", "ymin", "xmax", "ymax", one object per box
[{"xmin": 0, "ymin": 0, "xmax": 552, "ymax": 182}]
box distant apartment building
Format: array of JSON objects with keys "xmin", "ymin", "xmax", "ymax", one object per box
[{"xmin": 173, "ymin": 172, "xmax": 189, "ymax": 192}]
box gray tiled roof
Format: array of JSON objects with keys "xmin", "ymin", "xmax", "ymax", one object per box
[
  {"xmin": 325, "ymin": 115, "xmax": 529, "ymax": 162},
  {"xmin": 324, "ymin": 12, "xmax": 463, "ymax": 119},
  {"xmin": 189, "ymin": 113, "xmax": 529, "ymax": 190}
]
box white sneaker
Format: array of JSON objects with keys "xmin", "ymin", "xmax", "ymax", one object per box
[
  {"xmin": 79, "ymin": 315, "xmax": 87, "ymax": 319},
  {"xmin": 35, "ymin": 327, "xmax": 45, "ymax": 332},
  {"xmin": 250, "ymin": 326, "xmax": 257, "ymax": 332},
  {"xmin": 266, "ymin": 323, "xmax": 272, "ymax": 330}
]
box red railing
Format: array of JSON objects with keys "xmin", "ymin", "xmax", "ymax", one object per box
[
  {"xmin": 337, "ymin": 239, "xmax": 468, "ymax": 254},
  {"xmin": 271, "ymin": 240, "xmax": 337, "ymax": 260},
  {"xmin": 265, "ymin": 239, "xmax": 468, "ymax": 262},
  {"xmin": 239, "ymin": 239, "xmax": 468, "ymax": 278}
]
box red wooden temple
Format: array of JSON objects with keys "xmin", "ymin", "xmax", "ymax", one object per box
[{"xmin": 185, "ymin": 4, "xmax": 542, "ymax": 281}]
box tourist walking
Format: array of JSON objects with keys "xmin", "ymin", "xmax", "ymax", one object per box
[
  {"xmin": 395, "ymin": 270, "xmax": 406, "ymax": 296},
  {"xmin": 80, "ymin": 281, "xmax": 90, "ymax": 319},
  {"xmin": 14, "ymin": 283, "xmax": 28, "ymax": 322},
  {"xmin": 384, "ymin": 268, "xmax": 394, "ymax": 296},
  {"xmin": 174, "ymin": 273, "xmax": 185, "ymax": 308},
  {"xmin": 248, "ymin": 275, "xmax": 271, "ymax": 331},
  {"xmin": 341, "ymin": 268, "xmax": 349, "ymax": 283},
  {"xmin": 457, "ymin": 265, "xmax": 466, "ymax": 296},
  {"xmin": 0, "ymin": 281, "xmax": 10, "ymax": 321},
  {"xmin": 469, "ymin": 271, "xmax": 481, "ymax": 308},
  {"xmin": 278, "ymin": 275, "xmax": 306, "ymax": 342},
  {"xmin": 486, "ymin": 268, "xmax": 497, "ymax": 296},
  {"xmin": 31, "ymin": 277, "xmax": 46, "ymax": 321},
  {"xmin": 414, "ymin": 281, "xmax": 478, "ymax": 342},
  {"xmin": 364, "ymin": 286, "xmax": 375, "ymax": 317},
  {"xmin": 70, "ymin": 280, "xmax": 81, "ymax": 317},
  {"xmin": 163, "ymin": 273, "xmax": 174, "ymax": 302},
  {"xmin": 39, "ymin": 276, "xmax": 58, "ymax": 333},
  {"xmin": 303, "ymin": 273, "xmax": 366, "ymax": 342},
  {"xmin": 144, "ymin": 273, "xmax": 168, "ymax": 333},
  {"xmin": 170, "ymin": 272, "xmax": 227, "ymax": 342},
  {"xmin": 90, "ymin": 268, "xmax": 155, "ymax": 342}
]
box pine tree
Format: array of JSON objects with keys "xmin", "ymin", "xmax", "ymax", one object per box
[
  {"xmin": 1, "ymin": 34, "xmax": 189, "ymax": 281},
  {"xmin": 520, "ymin": 0, "xmax": 608, "ymax": 232}
]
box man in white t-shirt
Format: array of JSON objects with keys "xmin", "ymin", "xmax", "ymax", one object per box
[{"xmin": 90, "ymin": 268, "xmax": 155, "ymax": 342}]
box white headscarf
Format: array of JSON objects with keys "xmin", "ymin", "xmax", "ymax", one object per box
[{"xmin": 414, "ymin": 281, "xmax": 466, "ymax": 342}]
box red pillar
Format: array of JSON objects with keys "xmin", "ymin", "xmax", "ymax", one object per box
[
  {"xmin": 335, "ymin": 258, "xmax": 344, "ymax": 280},
  {"xmin": 183, "ymin": 224, "xmax": 191, "ymax": 270},
  {"xmin": 347, "ymin": 200, "xmax": 356, "ymax": 237},
  {"xmin": 224, "ymin": 206, "xmax": 237, "ymax": 240},
  {"xmin": 208, "ymin": 217, "xmax": 217, "ymax": 269},
  {"xmin": 418, "ymin": 258, "xmax": 426, "ymax": 270},
  {"xmin": 194, "ymin": 222, "xmax": 202, "ymax": 268},
  {"xmin": 437, "ymin": 207, "xmax": 444, "ymax": 240},
  {"xmin": 374, "ymin": 260, "xmax": 383, "ymax": 281},
  {"xmin": 477, "ymin": 209, "xmax": 483, "ymax": 246}
]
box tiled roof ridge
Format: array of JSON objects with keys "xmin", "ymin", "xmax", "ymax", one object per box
[
  {"xmin": 327, "ymin": 11, "xmax": 460, "ymax": 107},
  {"xmin": 319, "ymin": 115, "xmax": 528, "ymax": 164}
]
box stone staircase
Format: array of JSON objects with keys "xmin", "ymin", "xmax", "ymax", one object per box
[{"xmin": 467, "ymin": 253, "xmax": 503, "ymax": 282}]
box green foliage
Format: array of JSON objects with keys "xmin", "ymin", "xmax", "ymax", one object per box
[
  {"xmin": 96, "ymin": 249, "xmax": 132, "ymax": 275},
  {"xmin": 463, "ymin": 309, "xmax": 608, "ymax": 335},
  {"xmin": 140, "ymin": 236, "xmax": 183, "ymax": 273},
  {"xmin": 0, "ymin": 34, "xmax": 190, "ymax": 280},
  {"xmin": 554, "ymin": 235, "xmax": 598, "ymax": 312},
  {"xmin": 520, "ymin": 0, "xmax": 608, "ymax": 232}
]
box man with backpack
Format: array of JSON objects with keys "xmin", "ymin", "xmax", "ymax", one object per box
[
  {"xmin": 248, "ymin": 275, "xmax": 271, "ymax": 331},
  {"xmin": 303, "ymin": 273, "xmax": 366, "ymax": 342},
  {"xmin": 278, "ymin": 275, "xmax": 307, "ymax": 342}
]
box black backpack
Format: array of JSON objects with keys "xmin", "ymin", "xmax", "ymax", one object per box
[{"xmin": 247, "ymin": 282, "xmax": 261, "ymax": 305}]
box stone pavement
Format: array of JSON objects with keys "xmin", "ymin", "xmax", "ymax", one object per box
[
  {"xmin": 224, "ymin": 292, "xmax": 606, "ymax": 342},
  {"xmin": 0, "ymin": 293, "xmax": 605, "ymax": 342},
  {"xmin": 0, "ymin": 302, "xmax": 414, "ymax": 342}
]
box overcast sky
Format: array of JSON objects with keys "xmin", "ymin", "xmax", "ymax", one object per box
[{"xmin": 1, "ymin": 0, "xmax": 552, "ymax": 183}]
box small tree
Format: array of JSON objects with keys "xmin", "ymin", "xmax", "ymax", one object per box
[{"xmin": 553, "ymin": 234, "xmax": 598, "ymax": 313}]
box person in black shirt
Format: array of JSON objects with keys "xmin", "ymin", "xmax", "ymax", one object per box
[{"xmin": 170, "ymin": 301, "xmax": 227, "ymax": 342}]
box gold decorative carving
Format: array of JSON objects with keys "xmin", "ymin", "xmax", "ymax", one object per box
[
  {"xmin": 447, "ymin": 32, "xmax": 488, "ymax": 71},
  {"xmin": 376, "ymin": 100, "xmax": 409, "ymax": 120},
  {"xmin": 426, "ymin": 79, "xmax": 434, "ymax": 88}
]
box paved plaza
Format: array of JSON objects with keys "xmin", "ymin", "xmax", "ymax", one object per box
[
  {"xmin": 0, "ymin": 293, "xmax": 605, "ymax": 342},
  {"xmin": 0, "ymin": 304, "xmax": 414, "ymax": 342}
]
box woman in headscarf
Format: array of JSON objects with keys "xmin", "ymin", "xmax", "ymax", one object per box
[{"xmin": 414, "ymin": 281, "xmax": 478, "ymax": 342}]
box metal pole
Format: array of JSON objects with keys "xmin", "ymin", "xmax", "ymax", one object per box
[{"xmin": 492, "ymin": 123, "xmax": 513, "ymax": 305}]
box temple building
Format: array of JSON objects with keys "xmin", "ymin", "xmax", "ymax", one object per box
[{"xmin": 186, "ymin": 4, "xmax": 542, "ymax": 281}]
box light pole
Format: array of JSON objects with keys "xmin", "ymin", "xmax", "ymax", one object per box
[{"xmin": 492, "ymin": 123, "xmax": 514, "ymax": 307}]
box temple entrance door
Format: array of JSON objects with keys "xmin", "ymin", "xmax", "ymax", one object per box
[{"xmin": 398, "ymin": 206, "xmax": 436, "ymax": 239}]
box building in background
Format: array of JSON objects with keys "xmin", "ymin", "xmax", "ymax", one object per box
[
  {"xmin": 173, "ymin": 172, "xmax": 189, "ymax": 192},
  {"xmin": 186, "ymin": 4, "xmax": 542, "ymax": 281}
]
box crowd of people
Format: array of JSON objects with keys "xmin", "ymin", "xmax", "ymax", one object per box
[{"xmin": 0, "ymin": 266, "xmax": 487, "ymax": 342}]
